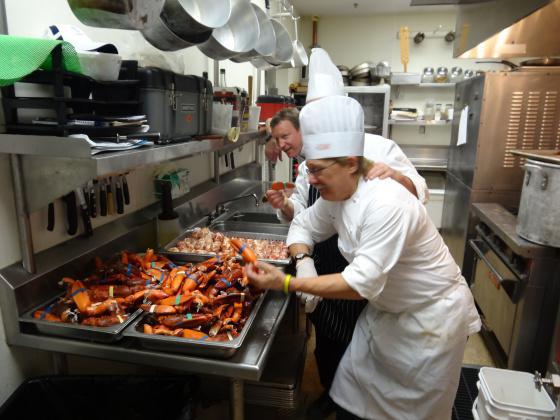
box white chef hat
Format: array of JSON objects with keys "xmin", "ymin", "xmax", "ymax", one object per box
[
  {"xmin": 300, "ymin": 95, "xmax": 364, "ymax": 159},
  {"xmin": 306, "ymin": 48, "xmax": 345, "ymax": 103}
]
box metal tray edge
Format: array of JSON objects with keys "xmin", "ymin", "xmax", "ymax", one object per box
[
  {"xmin": 162, "ymin": 228, "xmax": 290, "ymax": 266},
  {"xmin": 19, "ymin": 296, "xmax": 143, "ymax": 343},
  {"xmin": 122, "ymin": 290, "xmax": 268, "ymax": 358}
]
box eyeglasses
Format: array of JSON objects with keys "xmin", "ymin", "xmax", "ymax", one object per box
[{"xmin": 305, "ymin": 161, "xmax": 337, "ymax": 176}]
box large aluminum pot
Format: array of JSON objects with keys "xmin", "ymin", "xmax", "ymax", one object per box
[
  {"xmin": 67, "ymin": 0, "xmax": 164, "ymax": 30},
  {"xmin": 516, "ymin": 159, "xmax": 560, "ymax": 247},
  {"xmin": 230, "ymin": 4, "xmax": 275, "ymax": 63},
  {"xmin": 161, "ymin": 0, "xmax": 231, "ymax": 38},
  {"xmin": 141, "ymin": 17, "xmax": 212, "ymax": 51},
  {"xmin": 198, "ymin": 0, "xmax": 259, "ymax": 61},
  {"xmin": 262, "ymin": 19, "xmax": 293, "ymax": 65},
  {"xmin": 141, "ymin": 0, "xmax": 231, "ymax": 51}
]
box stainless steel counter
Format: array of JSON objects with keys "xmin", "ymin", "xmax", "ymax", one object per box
[
  {"xmin": 0, "ymin": 176, "xmax": 294, "ymax": 419},
  {"xmin": 10, "ymin": 291, "xmax": 290, "ymax": 381}
]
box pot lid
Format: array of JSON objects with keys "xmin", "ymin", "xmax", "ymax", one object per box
[
  {"xmin": 510, "ymin": 149, "xmax": 560, "ymax": 165},
  {"xmin": 349, "ymin": 61, "xmax": 373, "ymax": 76}
]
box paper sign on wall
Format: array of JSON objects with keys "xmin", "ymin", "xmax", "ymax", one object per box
[{"xmin": 457, "ymin": 106, "xmax": 468, "ymax": 146}]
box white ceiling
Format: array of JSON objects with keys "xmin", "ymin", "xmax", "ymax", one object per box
[{"xmin": 288, "ymin": 0, "xmax": 457, "ymax": 17}]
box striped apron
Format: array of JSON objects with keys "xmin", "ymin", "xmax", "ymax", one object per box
[{"xmin": 307, "ymin": 185, "xmax": 367, "ymax": 387}]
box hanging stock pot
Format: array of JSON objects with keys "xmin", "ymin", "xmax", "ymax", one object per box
[
  {"xmin": 67, "ymin": 0, "xmax": 165, "ymax": 30},
  {"xmin": 141, "ymin": 0, "xmax": 232, "ymax": 51}
]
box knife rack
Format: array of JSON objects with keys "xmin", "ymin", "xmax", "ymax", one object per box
[{"xmin": 1, "ymin": 45, "xmax": 142, "ymax": 138}]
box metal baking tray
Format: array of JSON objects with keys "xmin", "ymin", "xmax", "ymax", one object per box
[
  {"xmin": 123, "ymin": 290, "xmax": 268, "ymax": 358},
  {"xmin": 161, "ymin": 225, "xmax": 290, "ymax": 266},
  {"xmin": 19, "ymin": 295, "xmax": 142, "ymax": 343}
]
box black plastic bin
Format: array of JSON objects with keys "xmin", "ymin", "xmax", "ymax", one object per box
[{"xmin": 0, "ymin": 375, "xmax": 197, "ymax": 420}]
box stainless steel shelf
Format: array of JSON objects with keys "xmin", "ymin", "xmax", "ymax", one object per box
[
  {"xmin": 401, "ymin": 145, "xmax": 449, "ymax": 172},
  {"xmin": 391, "ymin": 82, "xmax": 456, "ymax": 87},
  {"xmin": 410, "ymin": 159, "xmax": 448, "ymax": 171},
  {"xmin": 389, "ymin": 119, "xmax": 451, "ymax": 126},
  {"xmin": 0, "ymin": 132, "xmax": 262, "ymax": 174},
  {"xmin": 0, "ymin": 131, "xmax": 264, "ymax": 212}
]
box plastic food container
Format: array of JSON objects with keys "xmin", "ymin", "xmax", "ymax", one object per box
[
  {"xmin": 474, "ymin": 367, "xmax": 555, "ymax": 420},
  {"xmin": 78, "ymin": 52, "xmax": 122, "ymax": 81}
]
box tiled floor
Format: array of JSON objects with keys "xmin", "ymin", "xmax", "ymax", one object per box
[
  {"xmin": 195, "ymin": 324, "xmax": 496, "ymax": 419},
  {"xmin": 297, "ymin": 329, "xmax": 496, "ymax": 419}
]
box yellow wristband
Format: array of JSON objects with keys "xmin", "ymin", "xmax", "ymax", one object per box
[{"xmin": 283, "ymin": 274, "xmax": 292, "ymax": 295}]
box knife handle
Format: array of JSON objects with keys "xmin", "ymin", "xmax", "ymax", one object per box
[
  {"xmin": 90, "ymin": 182, "xmax": 97, "ymax": 218},
  {"xmin": 116, "ymin": 178, "xmax": 124, "ymax": 214},
  {"xmin": 100, "ymin": 182, "xmax": 107, "ymax": 216},
  {"xmin": 47, "ymin": 202, "xmax": 55, "ymax": 231},
  {"xmin": 80, "ymin": 206, "xmax": 93, "ymax": 237},
  {"xmin": 63, "ymin": 192, "xmax": 78, "ymax": 235},
  {"xmin": 106, "ymin": 178, "xmax": 114, "ymax": 215},
  {"xmin": 75, "ymin": 188, "xmax": 93, "ymax": 237},
  {"xmin": 122, "ymin": 175, "xmax": 130, "ymax": 205}
]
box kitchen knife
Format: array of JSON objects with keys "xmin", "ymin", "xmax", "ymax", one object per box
[
  {"xmin": 62, "ymin": 192, "xmax": 78, "ymax": 235},
  {"xmin": 99, "ymin": 180, "xmax": 107, "ymax": 216},
  {"xmin": 106, "ymin": 178, "xmax": 114, "ymax": 215},
  {"xmin": 115, "ymin": 176, "xmax": 124, "ymax": 214},
  {"xmin": 89, "ymin": 180, "xmax": 97, "ymax": 218},
  {"xmin": 84, "ymin": 184, "xmax": 91, "ymax": 216},
  {"xmin": 47, "ymin": 202, "xmax": 55, "ymax": 231},
  {"xmin": 122, "ymin": 174, "xmax": 130, "ymax": 205},
  {"xmin": 75, "ymin": 188, "xmax": 93, "ymax": 237}
]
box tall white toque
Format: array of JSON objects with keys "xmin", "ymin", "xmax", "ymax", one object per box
[
  {"xmin": 300, "ymin": 95, "xmax": 365, "ymax": 159},
  {"xmin": 306, "ymin": 48, "xmax": 345, "ymax": 103}
]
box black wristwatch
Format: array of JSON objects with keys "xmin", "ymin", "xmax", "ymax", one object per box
[{"xmin": 291, "ymin": 252, "xmax": 312, "ymax": 266}]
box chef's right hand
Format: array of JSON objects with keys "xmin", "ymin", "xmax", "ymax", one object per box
[
  {"xmin": 245, "ymin": 261, "xmax": 284, "ymax": 291},
  {"xmin": 265, "ymin": 189, "xmax": 286, "ymax": 209}
]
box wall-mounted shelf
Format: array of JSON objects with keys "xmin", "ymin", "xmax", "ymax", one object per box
[
  {"xmin": 0, "ymin": 131, "xmax": 263, "ymax": 213},
  {"xmin": 389, "ymin": 119, "xmax": 451, "ymax": 126},
  {"xmin": 391, "ymin": 82, "xmax": 456, "ymax": 87},
  {"xmin": 401, "ymin": 145, "xmax": 449, "ymax": 172},
  {"xmin": 1, "ymin": 130, "xmax": 265, "ymax": 273}
]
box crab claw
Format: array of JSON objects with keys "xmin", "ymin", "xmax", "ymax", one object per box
[
  {"xmin": 229, "ymin": 239, "xmax": 257, "ymax": 264},
  {"xmin": 271, "ymin": 181, "xmax": 295, "ymax": 191}
]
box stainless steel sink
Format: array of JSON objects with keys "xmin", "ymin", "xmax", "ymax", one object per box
[
  {"xmin": 227, "ymin": 211, "xmax": 281, "ymax": 224},
  {"xmin": 210, "ymin": 220, "xmax": 289, "ymax": 236}
]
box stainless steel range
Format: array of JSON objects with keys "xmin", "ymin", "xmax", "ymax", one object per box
[
  {"xmin": 442, "ymin": 69, "xmax": 560, "ymax": 282},
  {"xmin": 470, "ymin": 203, "xmax": 560, "ymax": 373}
]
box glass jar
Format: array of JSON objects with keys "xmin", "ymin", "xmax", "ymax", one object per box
[
  {"xmin": 445, "ymin": 104, "xmax": 454, "ymax": 120},
  {"xmin": 424, "ymin": 101, "xmax": 435, "ymax": 121},
  {"xmin": 435, "ymin": 67, "xmax": 448, "ymax": 83},
  {"xmin": 435, "ymin": 104, "xmax": 442, "ymax": 121}
]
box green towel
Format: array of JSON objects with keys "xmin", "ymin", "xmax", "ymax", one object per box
[{"xmin": 0, "ymin": 35, "xmax": 82, "ymax": 87}]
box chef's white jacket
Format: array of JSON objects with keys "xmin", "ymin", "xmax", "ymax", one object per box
[
  {"xmin": 276, "ymin": 133, "xmax": 428, "ymax": 223},
  {"xmin": 287, "ymin": 177, "xmax": 481, "ymax": 419}
]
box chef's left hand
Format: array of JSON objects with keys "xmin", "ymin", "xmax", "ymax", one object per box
[
  {"xmin": 245, "ymin": 261, "xmax": 285, "ymax": 291},
  {"xmin": 365, "ymin": 162, "xmax": 398, "ymax": 180},
  {"xmin": 265, "ymin": 138, "xmax": 283, "ymax": 163}
]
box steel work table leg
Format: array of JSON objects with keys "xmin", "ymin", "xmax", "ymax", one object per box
[
  {"xmin": 230, "ymin": 378, "xmax": 244, "ymax": 420},
  {"xmin": 52, "ymin": 352, "xmax": 68, "ymax": 374}
]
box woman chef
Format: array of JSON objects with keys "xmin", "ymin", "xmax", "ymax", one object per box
[
  {"xmin": 266, "ymin": 49, "xmax": 430, "ymax": 418},
  {"xmin": 245, "ymin": 94, "xmax": 481, "ymax": 420}
]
